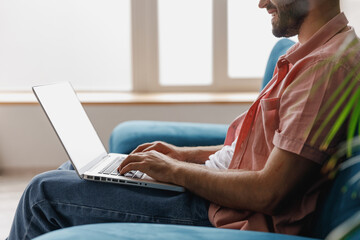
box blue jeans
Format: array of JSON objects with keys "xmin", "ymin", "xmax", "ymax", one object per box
[{"xmin": 8, "ymin": 161, "xmax": 212, "ymax": 240}]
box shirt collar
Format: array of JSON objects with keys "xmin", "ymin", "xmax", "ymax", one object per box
[{"xmin": 285, "ymin": 12, "xmax": 349, "ymax": 65}]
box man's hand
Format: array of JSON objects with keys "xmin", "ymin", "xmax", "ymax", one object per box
[
  {"xmin": 118, "ymin": 150, "xmax": 181, "ymax": 183},
  {"xmin": 131, "ymin": 141, "xmax": 187, "ymax": 162},
  {"xmin": 131, "ymin": 141, "xmax": 223, "ymax": 164}
]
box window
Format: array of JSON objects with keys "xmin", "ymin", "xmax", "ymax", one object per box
[
  {"xmin": 1, "ymin": 0, "xmax": 358, "ymax": 93},
  {"xmin": 0, "ymin": 0, "xmax": 131, "ymax": 91},
  {"xmin": 158, "ymin": 0, "xmax": 212, "ymax": 86},
  {"xmin": 228, "ymin": 0, "xmax": 278, "ymax": 79},
  {"xmin": 134, "ymin": 0, "xmax": 264, "ymax": 92}
]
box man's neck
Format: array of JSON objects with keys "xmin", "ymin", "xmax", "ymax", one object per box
[{"xmin": 297, "ymin": 1, "xmax": 341, "ymax": 44}]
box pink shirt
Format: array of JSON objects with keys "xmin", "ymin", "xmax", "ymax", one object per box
[{"xmin": 209, "ymin": 13, "xmax": 360, "ymax": 235}]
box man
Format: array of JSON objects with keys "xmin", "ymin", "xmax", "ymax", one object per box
[{"xmin": 8, "ymin": 0, "xmax": 360, "ymax": 239}]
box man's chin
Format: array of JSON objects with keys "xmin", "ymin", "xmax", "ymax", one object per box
[
  {"xmin": 272, "ymin": 30, "xmax": 284, "ymax": 38},
  {"xmin": 271, "ymin": 25, "xmax": 285, "ymax": 38},
  {"xmin": 272, "ymin": 23, "xmax": 299, "ymax": 38},
  {"xmin": 272, "ymin": 28, "xmax": 298, "ymax": 38}
]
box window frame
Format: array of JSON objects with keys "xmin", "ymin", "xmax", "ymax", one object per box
[{"xmin": 131, "ymin": 0, "xmax": 261, "ymax": 93}]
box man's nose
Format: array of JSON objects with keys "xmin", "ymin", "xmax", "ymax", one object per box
[{"xmin": 258, "ymin": 0, "xmax": 269, "ymax": 9}]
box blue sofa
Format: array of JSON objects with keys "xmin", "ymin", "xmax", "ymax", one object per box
[
  {"xmin": 34, "ymin": 39, "xmax": 360, "ymax": 239},
  {"xmin": 34, "ymin": 126, "xmax": 360, "ymax": 239}
]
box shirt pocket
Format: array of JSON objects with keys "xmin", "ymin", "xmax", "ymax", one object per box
[{"xmin": 259, "ymin": 97, "xmax": 281, "ymax": 150}]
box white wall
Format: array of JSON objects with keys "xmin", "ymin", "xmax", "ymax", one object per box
[
  {"xmin": 0, "ymin": 103, "xmax": 250, "ymax": 171},
  {"xmin": 342, "ymin": 0, "xmax": 360, "ymax": 32}
]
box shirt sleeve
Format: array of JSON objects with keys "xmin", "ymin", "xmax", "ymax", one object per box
[{"xmin": 273, "ymin": 60, "xmax": 348, "ymax": 165}]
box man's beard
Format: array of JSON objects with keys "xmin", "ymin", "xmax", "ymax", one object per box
[{"xmin": 268, "ymin": 0, "xmax": 310, "ymax": 38}]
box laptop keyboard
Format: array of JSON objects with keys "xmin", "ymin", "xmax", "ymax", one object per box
[{"xmin": 98, "ymin": 156, "xmax": 144, "ymax": 179}]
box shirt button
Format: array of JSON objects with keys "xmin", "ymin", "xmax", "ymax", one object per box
[{"xmin": 278, "ymin": 58, "xmax": 288, "ymax": 67}]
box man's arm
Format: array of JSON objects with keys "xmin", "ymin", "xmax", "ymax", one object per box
[
  {"xmin": 119, "ymin": 147, "xmax": 320, "ymax": 215},
  {"xmin": 131, "ymin": 141, "xmax": 223, "ymax": 164}
]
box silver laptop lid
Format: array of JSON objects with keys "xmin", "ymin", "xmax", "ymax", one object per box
[{"xmin": 33, "ymin": 82, "xmax": 107, "ymax": 175}]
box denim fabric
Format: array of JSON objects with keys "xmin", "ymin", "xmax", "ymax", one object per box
[{"xmin": 7, "ymin": 161, "xmax": 211, "ymax": 240}]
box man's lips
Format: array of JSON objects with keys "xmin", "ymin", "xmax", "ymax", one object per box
[{"xmin": 267, "ymin": 8, "xmax": 277, "ymax": 16}]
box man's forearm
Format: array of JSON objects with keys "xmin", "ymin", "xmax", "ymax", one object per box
[
  {"xmin": 121, "ymin": 146, "xmax": 317, "ymax": 215},
  {"xmin": 171, "ymin": 162, "xmax": 271, "ymax": 213},
  {"xmin": 170, "ymin": 147, "xmax": 319, "ymax": 215},
  {"xmin": 183, "ymin": 145, "xmax": 223, "ymax": 164}
]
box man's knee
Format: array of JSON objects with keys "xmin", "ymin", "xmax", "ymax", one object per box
[
  {"xmin": 26, "ymin": 171, "xmax": 51, "ymax": 197},
  {"xmin": 24, "ymin": 170, "xmax": 68, "ymax": 205},
  {"xmin": 57, "ymin": 160, "xmax": 75, "ymax": 170}
]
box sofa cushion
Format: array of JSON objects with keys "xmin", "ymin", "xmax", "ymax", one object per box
[{"xmin": 34, "ymin": 223, "xmax": 320, "ymax": 240}]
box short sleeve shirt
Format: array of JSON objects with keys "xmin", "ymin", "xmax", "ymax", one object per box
[{"xmin": 208, "ymin": 13, "xmax": 360, "ymax": 235}]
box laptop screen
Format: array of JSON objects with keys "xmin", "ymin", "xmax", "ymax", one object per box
[{"xmin": 33, "ymin": 82, "xmax": 107, "ymax": 172}]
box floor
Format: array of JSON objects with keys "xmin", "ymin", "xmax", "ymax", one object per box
[{"xmin": 0, "ymin": 171, "xmax": 39, "ymax": 239}]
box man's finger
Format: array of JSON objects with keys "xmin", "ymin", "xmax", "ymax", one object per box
[
  {"xmin": 131, "ymin": 144, "xmax": 150, "ymax": 154},
  {"xmin": 118, "ymin": 154, "xmax": 143, "ymax": 171},
  {"xmin": 119, "ymin": 162, "xmax": 143, "ymax": 175},
  {"xmin": 141, "ymin": 146, "xmax": 158, "ymax": 153}
]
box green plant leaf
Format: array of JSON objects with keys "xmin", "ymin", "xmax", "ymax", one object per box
[
  {"xmin": 311, "ymin": 68, "xmax": 360, "ymax": 146},
  {"xmin": 320, "ymin": 88, "xmax": 360, "ymax": 150},
  {"xmin": 316, "ymin": 59, "xmax": 360, "ymax": 122},
  {"xmin": 308, "ymin": 38, "xmax": 359, "ymax": 116},
  {"xmin": 347, "ymin": 94, "xmax": 360, "ymax": 157}
]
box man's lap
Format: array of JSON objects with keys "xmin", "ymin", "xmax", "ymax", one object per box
[{"xmin": 27, "ymin": 162, "xmax": 211, "ymax": 227}]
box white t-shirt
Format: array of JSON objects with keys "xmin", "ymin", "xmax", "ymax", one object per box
[{"xmin": 204, "ymin": 138, "xmax": 237, "ymax": 170}]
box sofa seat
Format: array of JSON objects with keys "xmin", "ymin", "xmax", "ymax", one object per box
[{"xmin": 34, "ymin": 223, "xmax": 320, "ymax": 240}]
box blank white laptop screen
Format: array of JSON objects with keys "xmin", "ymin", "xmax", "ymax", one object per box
[{"xmin": 33, "ymin": 82, "xmax": 107, "ymax": 171}]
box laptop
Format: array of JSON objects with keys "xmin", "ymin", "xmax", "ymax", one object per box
[{"xmin": 32, "ymin": 82, "xmax": 185, "ymax": 192}]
